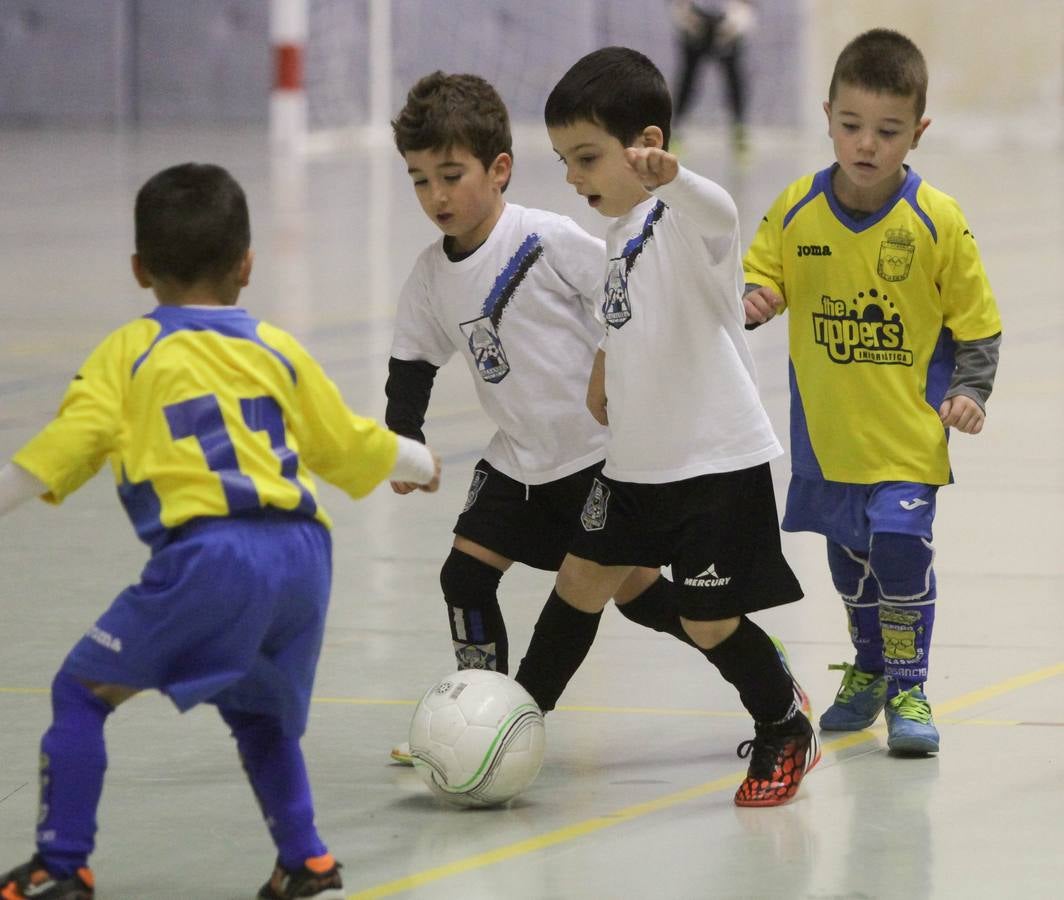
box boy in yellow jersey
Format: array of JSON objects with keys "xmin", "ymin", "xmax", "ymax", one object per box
[
  {"xmin": 0, "ymin": 163, "xmax": 440, "ymax": 900},
  {"xmin": 743, "ymin": 29, "xmax": 1002, "ymax": 754}
]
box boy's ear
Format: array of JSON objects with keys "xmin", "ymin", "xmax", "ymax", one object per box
[
  {"xmin": 238, "ymin": 249, "xmax": 254, "ymax": 287},
  {"xmin": 489, "ymin": 152, "xmax": 513, "ymax": 189},
  {"xmin": 911, "ymin": 116, "xmax": 931, "ymax": 149},
  {"xmin": 823, "ymin": 100, "xmax": 832, "ymax": 132},
  {"xmin": 638, "ymin": 126, "xmax": 664, "ymax": 149},
  {"xmin": 131, "ymin": 253, "xmax": 153, "ymax": 288}
]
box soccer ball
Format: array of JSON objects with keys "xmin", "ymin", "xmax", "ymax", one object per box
[{"xmin": 408, "ymin": 669, "xmax": 546, "ymax": 808}]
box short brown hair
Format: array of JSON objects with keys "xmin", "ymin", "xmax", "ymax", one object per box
[
  {"xmin": 391, "ymin": 72, "xmax": 513, "ymax": 185},
  {"xmin": 829, "ymin": 29, "xmax": 928, "ymax": 119}
]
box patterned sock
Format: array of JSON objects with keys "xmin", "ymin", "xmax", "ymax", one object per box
[
  {"xmin": 847, "ymin": 595, "xmax": 886, "ymax": 674},
  {"xmin": 827, "ymin": 540, "xmax": 884, "ymax": 672},
  {"xmin": 37, "ymin": 671, "xmax": 113, "ymax": 877},
  {"xmin": 220, "ymin": 708, "xmax": 327, "ymax": 871},
  {"xmin": 702, "ymin": 617, "xmax": 795, "ymax": 724},
  {"xmin": 441, "ymin": 550, "xmax": 508, "ymax": 673},
  {"xmin": 515, "ymin": 589, "xmax": 602, "ymax": 713},
  {"xmin": 881, "ymin": 597, "xmax": 936, "ymax": 697}
]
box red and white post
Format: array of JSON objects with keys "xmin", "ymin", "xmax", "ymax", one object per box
[{"xmin": 270, "ymin": 0, "xmax": 308, "ymax": 153}]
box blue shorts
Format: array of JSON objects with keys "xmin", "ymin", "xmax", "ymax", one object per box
[
  {"xmin": 782, "ymin": 476, "xmax": 937, "ymax": 550},
  {"xmin": 61, "ymin": 513, "xmax": 332, "ymax": 737}
]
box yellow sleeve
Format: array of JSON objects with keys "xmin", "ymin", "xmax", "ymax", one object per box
[
  {"xmin": 12, "ymin": 330, "xmax": 127, "ymax": 504},
  {"xmin": 263, "ymin": 325, "xmax": 399, "ymax": 499},
  {"xmin": 742, "ymin": 188, "xmax": 790, "ymax": 304},
  {"xmin": 935, "ymin": 197, "xmax": 1002, "ymax": 341}
]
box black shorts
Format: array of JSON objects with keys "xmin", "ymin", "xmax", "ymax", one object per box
[
  {"xmin": 567, "ymin": 463, "xmax": 803, "ymax": 621},
  {"xmin": 453, "ymin": 459, "xmax": 604, "ymax": 571}
]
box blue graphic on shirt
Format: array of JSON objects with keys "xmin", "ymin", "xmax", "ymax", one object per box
[
  {"xmin": 604, "ymin": 200, "xmax": 665, "ymax": 329},
  {"xmin": 460, "ymin": 233, "xmax": 543, "ymax": 383}
]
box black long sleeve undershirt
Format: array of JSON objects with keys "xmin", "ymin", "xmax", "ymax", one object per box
[{"xmin": 385, "ymin": 357, "xmax": 439, "ymax": 444}]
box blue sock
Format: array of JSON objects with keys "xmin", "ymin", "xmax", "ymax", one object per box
[
  {"xmin": 220, "ymin": 708, "xmax": 327, "ymax": 871},
  {"xmin": 37, "ymin": 671, "xmax": 113, "ymax": 877},
  {"xmin": 827, "ymin": 541, "xmax": 883, "ymax": 673},
  {"xmin": 848, "ymin": 597, "xmax": 885, "ymax": 674}
]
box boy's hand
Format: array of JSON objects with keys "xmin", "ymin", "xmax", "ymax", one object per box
[
  {"xmin": 420, "ymin": 450, "xmax": 442, "ymax": 492},
  {"xmin": 939, "ymin": 395, "xmax": 985, "ymax": 434},
  {"xmin": 625, "ymin": 147, "xmax": 679, "ymax": 190},
  {"xmin": 587, "ymin": 349, "xmax": 608, "ymax": 426},
  {"xmin": 743, "ymin": 286, "xmax": 783, "ymax": 325},
  {"xmin": 391, "ymin": 450, "xmax": 442, "ymax": 494}
]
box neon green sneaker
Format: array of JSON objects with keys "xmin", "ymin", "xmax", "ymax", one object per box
[
  {"xmin": 818, "ymin": 662, "xmax": 887, "ymax": 731},
  {"xmin": 885, "ymin": 687, "xmax": 940, "ymax": 754}
]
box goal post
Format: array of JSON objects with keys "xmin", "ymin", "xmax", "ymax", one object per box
[{"xmin": 270, "ymin": 0, "xmax": 393, "ymax": 154}]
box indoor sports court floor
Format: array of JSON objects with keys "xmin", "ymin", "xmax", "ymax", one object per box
[{"xmin": 1, "ymin": 123, "xmax": 1061, "ymax": 899}]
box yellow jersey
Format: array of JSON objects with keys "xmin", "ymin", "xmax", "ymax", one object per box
[
  {"xmin": 744, "ymin": 165, "xmax": 1001, "ymax": 485},
  {"xmin": 15, "ymin": 305, "xmax": 398, "ymax": 548}
]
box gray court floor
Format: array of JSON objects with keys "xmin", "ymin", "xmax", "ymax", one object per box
[{"xmin": 1, "ymin": 124, "xmax": 1061, "ymax": 899}]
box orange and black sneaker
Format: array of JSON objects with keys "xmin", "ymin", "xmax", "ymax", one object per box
[
  {"xmin": 734, "ymin": 712, "xmax": 820, "ymax": 808},
  {"xmin": 257, "ymin": 853, "xmax": 344, "ymax": 899},
  {"xmin": 0, "ymin": 855, "xmax": 94, "ymax": 900}
]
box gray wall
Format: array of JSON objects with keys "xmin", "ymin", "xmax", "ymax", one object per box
[{"xmin": 0, "ymin": 0, "xmax": 802, "ymax": 128}]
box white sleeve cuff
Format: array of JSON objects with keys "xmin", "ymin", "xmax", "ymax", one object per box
[
  {"xmin": 0, "ymin": 462, "xmax": 48, "ymax": 517},
  {"xmin": 390, "ymin": 436, "xmax": 436, "ymax": 484}
]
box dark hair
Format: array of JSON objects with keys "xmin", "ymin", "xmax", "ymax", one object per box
[
  {"xmin": 544, "ymin": 46, "xmax": 671, "ymax": 150},
  {"xmin": 829, "ymin": 29, "xmax": 928, "ymax": 119},
  {"xmin": 134, "ymin": 163, "xmax": 250, "ymax": 284},
  {"xmin": 391, "ymin": 71, "xmax": 513, "ymax": 186}
]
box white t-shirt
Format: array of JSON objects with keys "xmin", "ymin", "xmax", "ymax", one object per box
[
  {"xmin": 391, "ymin": 203, "xmax": 608, "ymax": 485},
  {"xmin": 600, "ymin": 166, "xmax": 782, "ymax": 483}
]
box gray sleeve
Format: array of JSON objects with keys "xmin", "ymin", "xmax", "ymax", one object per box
[{"xmin": 944, "ymin": 332, "xmax": 1001, "ymax": 410}]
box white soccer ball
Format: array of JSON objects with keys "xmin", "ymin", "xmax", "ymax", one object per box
[{"xmin": 408, "ymin": 669, "xmax": 546, "ymax": 808}]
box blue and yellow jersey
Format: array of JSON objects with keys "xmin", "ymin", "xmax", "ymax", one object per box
[
  {"xmin": 744, "ymin": 165, "xmax": 1002, "ymax": 485},
  {"xmin": 14, "ymin": 305, "xmax": 398, "ymax": 549}
]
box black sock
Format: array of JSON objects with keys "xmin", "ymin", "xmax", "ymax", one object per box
[
  {"xmin": 615, "ymin": 576, "xmax": 695, "ymax": 646},
  {"xmin": 515, "ymin": 589, "xmax": 602, "ymax": 713},
  {"xmin": 701, "ymin": 616, "xmax": 795, "ymax": 724}
]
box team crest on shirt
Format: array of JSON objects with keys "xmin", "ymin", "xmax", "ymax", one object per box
[
  {"xmin": 462, "ymin": 469, "xmax": 489, "ymax": 513},
  {"xmin": 460, "ymin": 316, "xmax": 510, "ymax": 383},
  {"xmin": 461, "ymin": 233, "xmax": 545, "ymax": 384},
  {"xmin": 580, "ymin": 478, "xmax": 610, "ymax": 531},
  {"xmin": 604, "ymin": 200, "xmax": 666, "ymax": 330},
  {"xmin": 811, "ymin": 288, "xmax": 913, "ymax": 366},
  {"xmin": 877, "ymin": 228, "xmax": 916, "ymax": 282},
  {"xmin": 603, "ymin": 258, "xmax": 632, "ymax": 328}
]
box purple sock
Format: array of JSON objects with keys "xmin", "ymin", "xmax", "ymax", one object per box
[
  {"xmin": 220, "ymin": 708, "xmax": 327, "ymax": 871},
  {"xmin": 37, "ymin": 671, "xmax": 113, "ymax": 877}
]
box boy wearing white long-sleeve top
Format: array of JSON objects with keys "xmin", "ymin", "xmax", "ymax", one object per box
[{"xmin": 514, "ymin": 46, "xmax": 818, "ymax": 807}]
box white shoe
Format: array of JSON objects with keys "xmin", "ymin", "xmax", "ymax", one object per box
[{"xmin": 390, "ymin": 741, "xmax": 413, "ymax": 766}]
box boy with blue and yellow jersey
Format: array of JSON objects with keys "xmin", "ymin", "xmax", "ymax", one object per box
[
  {"xmin": 0, "ymin": 163, "xmax": 440, "ymax": 900},
  {"xmin": 743, "ymin": 29, "xmax": 1001, "ymax": 755}
]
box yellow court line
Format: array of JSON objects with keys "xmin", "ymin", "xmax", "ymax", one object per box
[
  {"xmin": 311, "ymin": 695, "xmax": 746, "ymax": 719},
  {"xmin": 345, "ymin": 661, "xmax": 1064, "ymax": 900}
]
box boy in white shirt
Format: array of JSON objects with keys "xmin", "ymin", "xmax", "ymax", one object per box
[
  {"xmin": 386, "ymin": 72, "xmax": 698, "ymax": 761},
  {"xmin": 514, "ymin": 47, "xmax": 818, "ymax": 807}
]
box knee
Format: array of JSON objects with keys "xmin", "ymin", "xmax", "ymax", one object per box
[
  {"xmin": 681, "ymin": 616, "xmax": 739, "ymax": 650},
  {"xmin": 555, "ymin": 555, "xmax": 623, "ymax": 612},
  {"xmin": 439, "ymin": 549, "xmax": 503, "ymax": 606},
  {"xmin": 826, "ymin": 541, "xmax": 873, "ymax": 600},
  {"xmin": 870, "ymin": 532, "xmax": 936, "ymax": 601}
]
